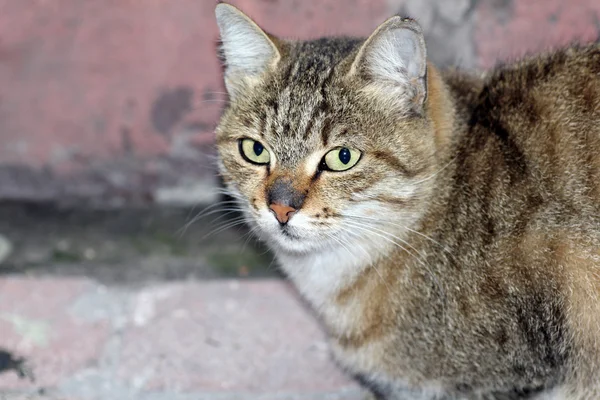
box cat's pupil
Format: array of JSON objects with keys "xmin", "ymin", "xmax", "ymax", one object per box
[
  {"xmin": 253, "ymin": 141, "xmax": 264, "ymax": 156},
  {"xmin": 339, "ymin": 148, "xmax": 351, "ymax": 164}
]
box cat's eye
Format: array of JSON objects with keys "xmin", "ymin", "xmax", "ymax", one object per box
[
  {"xmin": 239, "ymin": 138, "xmax": 270, "ymax": 165},
  {"xmin": 321, "ymin": 147, "xmax": 361, "ymax": 172}
]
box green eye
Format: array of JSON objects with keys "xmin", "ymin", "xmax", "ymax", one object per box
[
  {"xmin": 322, "ymin": 147, "xmax": 361, "ymax": 171},
  {"xmin": 239, "ymin": 138, "xmax": 270, "ymax": 165}
]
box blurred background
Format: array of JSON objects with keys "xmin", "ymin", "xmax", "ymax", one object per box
[{"xmin": 0, "ymin": 1, "xmax": 598, "ymax": 399}]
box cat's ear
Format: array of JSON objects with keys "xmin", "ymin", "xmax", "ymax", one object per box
[
  {"xmin": 215, "ymin": 3, "xmax": 281, "ymax": 99},
  {"xmin": 349, "ymin": 16, "xmax": 427, "ymax": 111}
]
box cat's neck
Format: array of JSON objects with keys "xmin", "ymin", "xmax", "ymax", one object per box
[{"xmin": 275, "ymin": 238, "xmax": 393, "ymax": 312}]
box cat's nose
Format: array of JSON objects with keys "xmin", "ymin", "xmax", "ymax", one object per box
[
  {"xmin": 269, "ymin": 203, "xmax": 297, "ymax": 225},
  {"xmin": 266, "ymin": 177, "xmax": 305, "ymax": 225}
]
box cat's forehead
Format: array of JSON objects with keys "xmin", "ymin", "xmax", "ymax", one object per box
[
  {"xmin": 258, "ymin": 38, "xmax": 363, "ymax": 167},
  {"xmin": 259, "ymin": 87, "xmax": 325, "ymax": 168},
  {"xmin": 270, "ymin": 37, "xmax": 361, "ymax": 107}
]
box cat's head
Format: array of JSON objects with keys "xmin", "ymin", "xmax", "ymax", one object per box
[{"xmin": 214, "ymin": 3, "xmax": 452, "ymax": 255}]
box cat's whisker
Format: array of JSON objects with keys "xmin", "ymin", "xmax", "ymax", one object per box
[
  {"xmin": 178, "ymin": 204, "xmax": 244, "ymax": 236},
  {"xmin": 342, "ymin": 220, "xmax": 442, "ymax": 292},
  {"xmin": 192, "ymin": 99, "xmax": 229, "ymax": 106},
  {"xmin": 191, "ymin": 92, "xmax": 230, "ymax": 106},
  {"xmin": 342, "ymin": 213, "xmax": 452, "ymax": 254},
  {"xmin": 336, "ymin": 228, "xmax": 393, "ymax": 293},
  {"xmin": 219, "ymin": 186, "xmax": 245, "ymax": 198},
  {"xmin": 179, "ymin": 201, "xmax": 234, "ymax": 236},
  {"xmin": 324, "ymin": 231, "xmax": 353, "ymax": 257},
  {"xmin": 264, "ymin": 254, "xmax": 279, "ymax": 273},
  {"xmin": 212, "ymin": 192, "xmax": 244, "ymax": 201},
  {"xmin": 203, "ymin": 91, "xmax": 229, "ymax": 97},
  {"xmin": 212, "ymin": 191, "xmax": 247, "ymax": 204},
  {"xmin": 350, "ymin": 191, "xmax": 429, "ymax": 205},
  {"xmin": 199, "ymin": 217, "xmax": 249, "ymax": 241},
  {"xmin": 182, "ymin": 208, "xmax": 245, "ymax": 238},
  {"xmin": 203, "ymin": 218, "xmax": 248, "ymax": 239},
  {"xmin": 323, "ymin": 230, "xmax": 390, "ymax": 291},
  {"xmin": 343, "ymin": 219, "xmax": 423, "ymax": 256},
  {"xmin": 202, "ymin": 193, "xmax": 244, "ymax": 205},
  {"xmin": 257, "ymin": 244, "xmax": 273, "ymax": 257},
  {"xmin": 410, "ymin": 157, "xmax": 457, "ymax": 185},
  {"xmin": 345, "ymin": 223, "xmax": 445, "ymax": 304},
  {"xmin": 207, "ymin": 185, "xmax": 242, "ymax": 195},
  {"xmin": 240, "ymin": 224, "xmax": 263, "ymax": 253},
  {"xmin": 402, "ymin": 226, "xmax": 451, "ymax": 255},
  {"xmin": 342, "ymin": 220, "xmax": 417, "ymax": 260}
]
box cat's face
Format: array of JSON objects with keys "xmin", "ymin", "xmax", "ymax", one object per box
[{"xmin": 215, "ymin": 4, "xmax": 441, "ymax": 255}]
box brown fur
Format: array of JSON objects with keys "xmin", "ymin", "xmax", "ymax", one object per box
[{"xmin": 215, "ymin": 4, "xmax": 600, "ymax": 399}]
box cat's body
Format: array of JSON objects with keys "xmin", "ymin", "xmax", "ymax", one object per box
[{"xmin": 214, "ymin": 4, "xmax": 600, "ymax": 399}]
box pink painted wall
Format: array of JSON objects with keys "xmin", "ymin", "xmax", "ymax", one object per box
[{"xmin": 0, "ymin": 0, "xmax": 598, "ymax": 206}]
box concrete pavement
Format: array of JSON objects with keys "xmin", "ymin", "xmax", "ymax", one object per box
[{"xmin": 0, "ymin": 276, "xmax": 364, "ymax": 400}]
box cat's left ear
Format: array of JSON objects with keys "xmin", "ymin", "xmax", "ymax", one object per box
[
  {"xmin": 215, "ymin": 3, "xmax": 281, "ymax": 100},
  {"xmin": 349, "ymin": 16, "xmax": 427, "ymax": 112}
]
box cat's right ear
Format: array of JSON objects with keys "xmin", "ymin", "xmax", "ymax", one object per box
[{"xmin": 215, "ymin": 3, "xmax": 281, "ymax": 100}]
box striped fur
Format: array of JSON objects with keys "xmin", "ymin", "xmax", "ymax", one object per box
[{"xmin": 215, "ymin": 4, "xmax": 600, "ymax": 399}]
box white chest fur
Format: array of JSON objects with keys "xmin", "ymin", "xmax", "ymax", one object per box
[
  {"xmin": 278, "ymin": 249, "xmax": 360, "ymax": 305},
  {"xmin": 275, "ymin": 239, "xmax": 389, "ymax": 331}
]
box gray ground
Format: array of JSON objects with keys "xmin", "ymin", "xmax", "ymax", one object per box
[{"xmin": 0, "ymin": 203, "xmax": 365, "ymax": 399}]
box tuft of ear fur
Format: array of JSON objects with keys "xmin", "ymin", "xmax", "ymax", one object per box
[
  {"xmin": 350, "ymin": 16, "xmax": 428, "ymax": 112},
  {"xmin": 215, "ymin": 3, "xmax": 280, "ymax": 99}
]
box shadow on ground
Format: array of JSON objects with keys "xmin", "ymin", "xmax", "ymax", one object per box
[{"xmin": 0, "ymin": 201, "xmax": 279, "ymax": 285}]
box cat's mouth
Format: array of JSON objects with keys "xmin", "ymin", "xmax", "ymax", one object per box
[
  {"xmin": 280, "ymin": 225, "xmax": 300, "ymax": 239},
  {"xmin": 252, "ymin": 208, "xmax": 326, "ymax": 252},
  {"xmin": 263, "ymin": 219, "xmax": 320, "ymax": 253}
]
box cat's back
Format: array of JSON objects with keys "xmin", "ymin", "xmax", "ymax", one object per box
[
  {"xmin": 452, "ymin": 44, "xmax": 600, "ymax": 216},
  {"xmin": 426, "ymin": 47, "xmax": 600, "ymax": 395}
]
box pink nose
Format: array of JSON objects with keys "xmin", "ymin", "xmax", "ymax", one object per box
[{"xmin": 269, "ymin": 203, "xmax": 297, "ymax": 224}]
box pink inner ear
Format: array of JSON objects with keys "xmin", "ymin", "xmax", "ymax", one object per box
[
  {"xmin": 349, "ymin": 16, "xmax": 426, "ymax": 91},
  {"xmin": 364, "ymin": 26, "xmax": 426, "ymax": 85}
]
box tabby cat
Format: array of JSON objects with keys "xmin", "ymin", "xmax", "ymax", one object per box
[{"xmin": 214, "ymin": 3, "xmax": 600, "ymax": 399}]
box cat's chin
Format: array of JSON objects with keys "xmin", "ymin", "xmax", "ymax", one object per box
[
  {"xmin": 269, "ymin": 234, "xmax": 323, "ymax": 255},
  {"xmin": 247, "ymin": 209, "xmax": 329, "ymax": 255},
  {"xmin": 265, "ymin": 227, "xmax": 340, "ymax": 255}
]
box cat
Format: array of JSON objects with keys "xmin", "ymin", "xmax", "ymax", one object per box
[{"xmin": 214, "ymin": 3, "xmax": 600, "ymax": 399}]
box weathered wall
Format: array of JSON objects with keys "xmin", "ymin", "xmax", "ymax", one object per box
[{"xmin": 0, "ymin": 0, "xmax": 598, "ymax": 207}]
